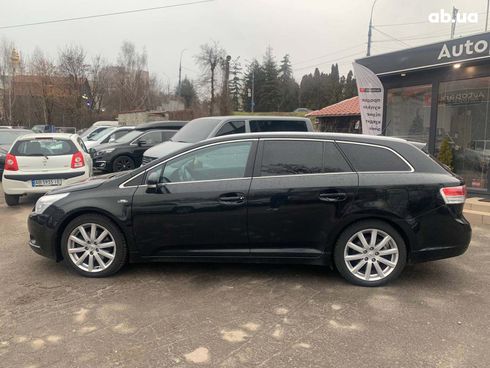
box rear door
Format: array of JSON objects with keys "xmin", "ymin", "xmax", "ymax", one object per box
[{"xmin": 247, "ymin": 139, "xmax": 358, "ymax": 258}]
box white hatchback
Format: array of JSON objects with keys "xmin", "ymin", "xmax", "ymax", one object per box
[{"xmin": 2, "ymin": 133, "xmax": 93, "ymax": 206}]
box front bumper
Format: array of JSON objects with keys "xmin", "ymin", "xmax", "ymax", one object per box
[
  {"xmin": 93, "ymin": 160, "xmax": 108, "ymax": 170},
  {"xmin": 28, "ymin": 212, "xmax": 60, "ymax": 261}
]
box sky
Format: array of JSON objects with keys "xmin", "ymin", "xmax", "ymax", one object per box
[{"xmin": 0, "ymin": 0, "xmax": 489, "ymax": 88}]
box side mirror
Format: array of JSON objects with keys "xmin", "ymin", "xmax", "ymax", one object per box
[
  {"xmin": 147, "ymin": 172, "xmax": 159, "ymax": 187},
  {"xmin": 138, "ymin": 140, "xmax": 146, "ymax": 147},
  {"xmin": 89, "ymin": 148, "xmax": 96, "ymax": 158}
]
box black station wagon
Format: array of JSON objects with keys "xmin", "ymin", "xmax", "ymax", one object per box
[{"xmin": 28, "ymin": 132, "xmax": 471, "ymax": 286}]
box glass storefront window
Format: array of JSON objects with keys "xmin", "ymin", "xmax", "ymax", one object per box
[
  {"xmin": 386, "ymin": 84, "xmax": 432, "ymax": 143},
  {"xmin": 436, "ymin": 77, "xmax": 490, "ymax": 192}
]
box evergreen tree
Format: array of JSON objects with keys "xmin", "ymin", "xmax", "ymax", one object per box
[
  {"xmin": 179, "ymin": 78, "xmax": 197, "ymax": 108},
  {"xmin": 438, "ymin": 136, "xmax": 454, "ymax": 170},
  {"xmin": 241, "ymin": 60, "xmax": 264, "ymax": 112},
  {"xmin": 259, "ymin": 47, "xmax": 280, "ymax": 111},
  {"xmin": 278, "ymin": 54, "xmax": 299, "ymax": 111},
  {"xmin": 229, "ymin": 57, "xmax": 242, "ymax": 111},
  {"xmin": 343, "ymin": 70, "xmax": 357, "ymax": 99}
]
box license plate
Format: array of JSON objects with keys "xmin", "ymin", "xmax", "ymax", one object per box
[{"xmin": 32, "ymin": 179, "xmax": 62, "ymax": 187}]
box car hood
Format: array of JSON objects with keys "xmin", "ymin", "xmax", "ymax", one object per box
[
  {"xmin": 144, "ymin": 141, "xmax": 192, "ymax": 159},
  {"xmin": 48, "ymin": 171, "xmax": 130, "ymax": 194}
]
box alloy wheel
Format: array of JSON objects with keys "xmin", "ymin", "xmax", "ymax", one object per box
[
  {"xmin": 115, "ymin": 158, "xmax": 132, "ymax": 171},
  {"xmin": 67, "ymin": 223, "xmax": 116, "ymax": 273},
  {"xmin": 343, "ymin": 228, "xmax": 399, "ymax": 282}
]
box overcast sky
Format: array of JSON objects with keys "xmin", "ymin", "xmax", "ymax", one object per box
[{"xmin": 0, "ymin": 0, "xmax": 488, "ymax": 88}]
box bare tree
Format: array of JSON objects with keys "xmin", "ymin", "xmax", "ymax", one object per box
[
  {"xmin": 30, "ymin": 48, "xmax": 57, "ymax": 123},
  {"xmin": 88, "ymin": 54, "xmax": 108, "ymax": 114},
  {"xmin": 0, "ymin": 39, "xmax": 16, "ymax": 123},
  {"xmin": 58, "ymin": 45, "xmax": 88, "ymax": 125},
  {"xmin": 116, "ymin": 41, "xmax": 149, "ymax": 111},
  {"xmin": 195, "ymin": 41, "xmax": 226, "ymax": 115}
]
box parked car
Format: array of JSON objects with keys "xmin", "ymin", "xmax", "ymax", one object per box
[
  {"xmin": 0, "ymin": 128, "xmax": 32, "ymax": 179},
  {"xmin": 84, "ymin": 126, "xmax": 134, "ymax": 150},
  {"xmin": 32, "ymin": 124, "xmax": 56, "ymax": 133},
  {"xmin": 79, "ymin": 122, "xmax": 118, "ymax": 140},
  {"xmin": 27, "ymin": 132, "xmax": 471, "ymax": 286},
  {"xmin": 2, "ymin": 133, "xmax": 93, "ymax": 206},
  {"xmin": 142, "ymin": 116, "xmax": 313, "ymax": 165},
  {"xmin": 55, "ymin": 127, "xmax": 77, "ymax": 134},
  {"xmin": 81, "ymin": 126, "xmax": 115, "ymax": 143},
  {"xmin": 92, "ymin": 121, "xmax": 187, "ymax": 172}
]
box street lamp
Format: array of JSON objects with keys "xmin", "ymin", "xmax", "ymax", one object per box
[
  {"xmin": 366, "ymin": 0, "xmax": 378, "ymax": 56},
  {"xmin": 178, "ymin": 49, "xmax": 187, "ymax": 96}
]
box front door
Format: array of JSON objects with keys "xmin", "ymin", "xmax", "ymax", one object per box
[
  {"xmin": 131, "ymin": 140, "xmax": 257, "ymax": 257},
  {"xmin": 247, "ymin": 139, "xmax": 358, "ymax": 258}
]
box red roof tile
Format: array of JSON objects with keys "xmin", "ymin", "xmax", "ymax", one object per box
[{"xmin": 306, "ymin": 96, "xmax": 360, "ymax": 117}]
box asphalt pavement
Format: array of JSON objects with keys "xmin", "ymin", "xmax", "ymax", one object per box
[{"xmin": 0, "ymin": 184, "xmax": 489, "ymax": 368}]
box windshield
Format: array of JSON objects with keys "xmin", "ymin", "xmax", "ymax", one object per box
[
  {"xmin": 85, "ymin": 127, "xmax": 114, "ymax": 141},
  {"xmin": 114, "ymin": 130, "xmax": 144, "ymax": 143},
  {"xmin": 170, "ymin": 118, "xmax": 222, "ymax": 143},
  {"xmin": 0, "ymin": 130, "xmax": 30, "ymax": 145}
]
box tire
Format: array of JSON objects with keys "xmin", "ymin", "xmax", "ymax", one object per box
[
  {"xmin": 112, "ymin": 156, "xmax": 135, "ymax": 172},
  {"xmin": 333, "ymin": 220, "xmax": 407, "ymax": 287},
  {"xmin": 4, "ymin": 194, "xmax": 20, "ymax": 206},
  {"xmin": 60, "ymin": 214, "xmax": 127, "ymax": 277}
]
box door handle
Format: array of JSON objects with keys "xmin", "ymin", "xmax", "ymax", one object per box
[
  {"xmin": 319, "ymin": 192, "xmax": 347, "ymax": 202},
  {"xmin": 219, "ymin": 192, "xmax": 246, "ymax": 205}
]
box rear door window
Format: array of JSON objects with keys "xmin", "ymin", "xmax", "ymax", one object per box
[
  {"xmin": 338, "ymin": 142, "xmax": 412, "ymax": 172},
  {"xmin": 216, "ymin": 121, "xmax": 246, "ymax": 136},
  {"xmin": 260, "ymin": 140, "xmax": 323, "ymax": 176},
  {"xmin": 250, "ymin": 120, "xmax": 307, "ymax": 132},
  {"xmin": 11, "ymin": 138, "xmax": 77, "ymax": 156}
]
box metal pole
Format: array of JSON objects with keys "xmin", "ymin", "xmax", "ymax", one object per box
[
  {"xmin": 451, "ymin": 7, "xmax": 458, "ymax": 39},
  {"xmin": 367, "ymin": 0, "xmax": 377, "ymax": 56},
  {"xmin": 178, "ymin": 49, "xmax": 186, "ymax": 96},
  {"xmin": 251, "ymin": 70, "xmax": 255, "ymax": 113},
  {"xmin": 486, "ymin": 0, "xmax": 489, "ymax": 31}
]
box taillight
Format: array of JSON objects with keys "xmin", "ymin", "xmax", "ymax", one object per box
[
  {"xmin": 4, "ymin": 153, "xmax": 18, "ymax": 171},
  {"xmin": 71, "ymin": 151, "xmax": 85, "ymax": 168},
  {"xmin": 440, "ymin": 185, "xmax": 466, "ymax": 204}
]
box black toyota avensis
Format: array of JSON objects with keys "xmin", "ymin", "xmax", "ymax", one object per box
[{"xmin": 28, "ymin": 132, "xmax": 471, "ymax": 286}]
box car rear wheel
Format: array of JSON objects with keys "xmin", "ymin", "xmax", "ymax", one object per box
[
  {"xmin": 60, "ymin": 214, "xmax": 127, "ymax": 277},
  {"xmin": 334, "ymin": 220, "xmax": 407, "ymax": 286},
  {"xmin": 4, "ymin": 194, "xmax": 20, "ymax": 206},
  {"xmin": 112, "ymin": 156, "xmax": 135, "ymax": 172}
]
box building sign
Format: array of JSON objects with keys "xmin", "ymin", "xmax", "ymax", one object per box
[
  {"xmin": 439, "ymin": 88, "xmax": 488, "ymax": 105},
  {"xmin": 352, "ymin": 62, "xmax": 384, "ymax": 135},
  {"xmin": 356, "ymin": 32, "xmax": 490, "ymax": 75}
]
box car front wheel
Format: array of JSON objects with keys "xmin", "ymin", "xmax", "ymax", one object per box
[
  {"xmin": 334, "ymin": 220, "xmax": 407, "ymax": 287},
  {"xmin": 112, "ymin": 156, "xmax": 135, "ymax": 172},
  {"xmin": 60, "ymin": 214, "xmax": 127, "ymax": 277}
]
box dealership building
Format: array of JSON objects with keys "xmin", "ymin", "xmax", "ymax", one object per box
[{"xmin": 356, "ymin": 32, "xmax": 490, "ymax": 195}]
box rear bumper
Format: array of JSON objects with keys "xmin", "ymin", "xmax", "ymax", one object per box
[
  {"xmin": 28, "ymin": 212, "xmax": 59, "ymax": 261},
  {"xmin": 410, "ymin": 214, "xmax": 472, "ymax": 263},
  {"xmin": 2, "ymin": 170, "xmax": 89, "ymax": 195}
]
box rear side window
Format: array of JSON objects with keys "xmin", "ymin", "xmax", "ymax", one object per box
[
  {"xmin": 250, "ymin": 120, "xmax": 307, "ymax": 132},
  {"xmin": 216, "ymin": 121, "xmax": 246, "ymax": 136},
  {"xmin": 11, "ymin": 138, "xmax": 77, "ymax": 156},
  {"xmin": 338, "ymin": 142, "xmax": 412, "ymax": 172}
]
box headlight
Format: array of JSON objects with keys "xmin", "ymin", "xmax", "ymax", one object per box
[
  {"xmin": 34, "ymin": 193, "xmax": 70, "ymax": 214},
  {"xmin": 95, "ymin": 148, "xmax": 115, "ymax": 157}
]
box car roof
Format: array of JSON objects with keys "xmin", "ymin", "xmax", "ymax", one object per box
[
  {"xmin": 16, "ymin": 133, "xmax": 77, "ymax": 140},
  {"xmin": 199, "ymin": 131, "xmax": 408, "ymax": 145},
  {"xmin": 136, "ymin": 121, "xmax": 188, "ymax": 131},
  {"xmin": 205, "ymin": 115, "xmax": 310, "ymax": 121}
]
